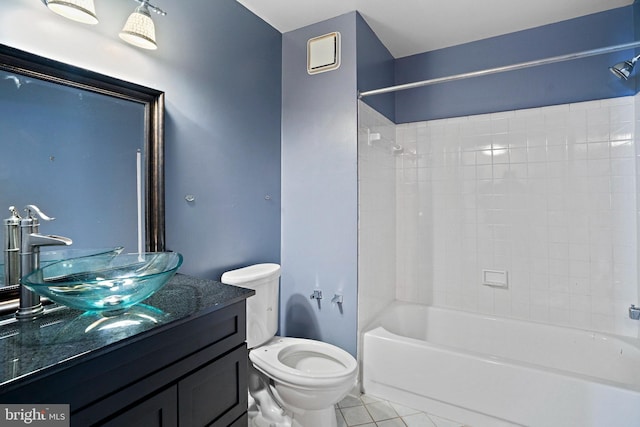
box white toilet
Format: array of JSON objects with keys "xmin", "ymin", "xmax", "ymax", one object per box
[{"xmin": 221, "ymin": 263, "xmax": 357, "ymax": 427}]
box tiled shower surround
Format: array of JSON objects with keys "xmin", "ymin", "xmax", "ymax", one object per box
[{"xmin": 358, "ymin": 96, "xmax": 640, "ymax": 338}]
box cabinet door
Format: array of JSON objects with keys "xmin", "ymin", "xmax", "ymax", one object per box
[
  {"xmin": 228, "ymin": 413, "xmax": 248, "ymax": 426},
  {"xmin": 102, "ymin": 386, "xmax": 178, "ymax": 427},
  {"xmin": 178, "ymin": 345, "xmax": 248, "ymax": 427}
]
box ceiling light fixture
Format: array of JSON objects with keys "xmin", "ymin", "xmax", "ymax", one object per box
[
  {"xmin": 45, "ymin": 0, "xmax": 98, "ymax": 25},
  {"xmin": 42, "ymin": 0, "xmax": 167, "ymax": 50},
  {"xmin": 119, "ymin": 0, "xmax": 167, "ymax": 50}
]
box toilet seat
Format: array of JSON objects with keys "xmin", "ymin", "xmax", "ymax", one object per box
[{"xmin": 250, "ymin": 337, "xmax": 358, "ymax": 390}]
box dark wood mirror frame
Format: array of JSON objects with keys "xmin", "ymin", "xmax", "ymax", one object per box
[
  {"xmin": 0, "ymin": 44, "xmax": 165, "ymax": 251},
  {"xmin": 0, "ymin": 44, "xmax": 165, "ymax": 301}
]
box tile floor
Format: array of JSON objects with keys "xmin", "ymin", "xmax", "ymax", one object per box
[{"xmin": 336, "ymin": 394, "xmax": 468, "ymax": 427}]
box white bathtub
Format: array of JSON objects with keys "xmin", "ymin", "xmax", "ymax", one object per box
[{"xmin": 362, "ymin": 302, "xmax": 640, "ymax": 427}]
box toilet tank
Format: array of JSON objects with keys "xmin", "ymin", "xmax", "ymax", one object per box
[{"xmin": 221, "ymin": 263, "xmax": 280, "ymax": 349}]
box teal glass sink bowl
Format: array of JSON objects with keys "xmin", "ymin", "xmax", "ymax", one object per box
[{"xmin": 21, "ymin": 252, "xmax": 183, "ymax": 313}]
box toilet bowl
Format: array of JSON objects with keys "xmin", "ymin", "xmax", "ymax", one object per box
[
  {"xmin": 221, "ymin": 264, "xmax": 358, "ymax": 427},
  {"xmin": 251, "ymin": 337, "xmax": 357, "ymax": 427}
]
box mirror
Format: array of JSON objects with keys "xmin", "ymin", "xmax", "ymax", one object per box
[{"xmin": 0, "ymin": 44, "xmax": 165, "ymax": 296}]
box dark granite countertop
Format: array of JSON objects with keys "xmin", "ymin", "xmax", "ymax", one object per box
[{"xmin": 0, "ymin": 274, "xmax": 253, "ymax": 388}]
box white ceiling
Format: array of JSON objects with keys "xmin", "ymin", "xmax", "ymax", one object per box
[{"xmin": 236, "ymin": 0, "xmax": 633, "ymax": 58}]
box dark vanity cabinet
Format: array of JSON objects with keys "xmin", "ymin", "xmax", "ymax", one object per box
[
  {"xmin": 0, "ymin": 276, "xmax": 253, "ymax": 427},
  {"xmin": 98, "ymin": 343, "xmax": 248, "ymax": 427}
]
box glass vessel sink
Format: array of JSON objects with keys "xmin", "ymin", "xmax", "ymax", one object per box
[{"xmin": 21, "ymin": 252, "xmax": 183, "ymax": 314}]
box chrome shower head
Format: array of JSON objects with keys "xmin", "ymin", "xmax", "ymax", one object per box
[{"xmin": 610, "ymin": 54, "xmax": 640, "ymax": 80}]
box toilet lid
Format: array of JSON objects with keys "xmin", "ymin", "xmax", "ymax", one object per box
[
  {"xmin": 250, "ymin": 337, "xmax": 357, "ymax": 389},
  {"xmin": 221, "ymin": 263, "xmax": 280, "ymax": 285}
]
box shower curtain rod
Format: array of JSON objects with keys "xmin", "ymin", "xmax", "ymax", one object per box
[{"xmin": 358, "ymin": 40, "xmax": 640, "ymax": 98}]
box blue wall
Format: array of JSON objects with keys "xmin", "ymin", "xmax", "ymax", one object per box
[
  {"xmin": 163, "ymin": 2, "xmax": 282, "ymax": 280},
  {"xmin": 356, "ymin": 13, "xmax": 395, "ymax": 122},
  {"xmin": 392, "ymin": 5, "xmax": 637, "ymax": 123},
  {"xmin": 281, "ymin": 13, "xmax": 359, "ymax": 356},
  {"xmin": 0, "ymin": 1, "xmax": 283, "ymax": 281}
]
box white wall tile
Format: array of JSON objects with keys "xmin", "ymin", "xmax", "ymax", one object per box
[
  {"xmin": 358, "ymin": 96, "xmax": 639, "ymax": 338},
  {"xmin": 374, "ymin": 96, "xmax": 638, "ymax": 337}
]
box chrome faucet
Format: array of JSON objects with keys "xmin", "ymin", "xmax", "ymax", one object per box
[{"xmin": 15, "ymin": 205, "xmax": 72, "ymax": 320}]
